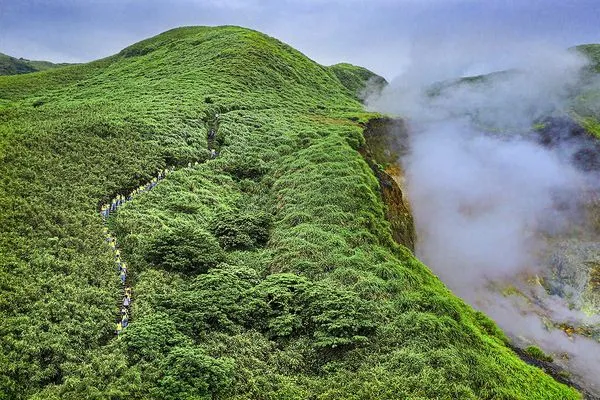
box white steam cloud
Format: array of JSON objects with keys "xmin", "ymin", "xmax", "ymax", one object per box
[
  {"xmin": 368, "ymin": 38, "xmax": 600, "ymax": 394},
  {"xmin": 407, "ymin": 122, "xmax": 584, "ymax": 288}
]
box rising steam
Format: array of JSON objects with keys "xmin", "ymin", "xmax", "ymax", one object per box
[{"xmin": 368, "ymin": 38, "xmax": 600, "ymax": 394}]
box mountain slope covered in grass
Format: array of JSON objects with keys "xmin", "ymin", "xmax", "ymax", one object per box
[
  {"xmin": 0, "ymin": 26, "xmax": 580, "ymax": 399},
  {"xmin": 575, "ymin": 44, "xmax": 600, "ymax": 73},
  {"xmin": 0, "ymin": 52, "xmax": 70, "ymax": 76},
  {"xmin": 329, "ymin": 62, "xmax": 387, "ymax": 101}
]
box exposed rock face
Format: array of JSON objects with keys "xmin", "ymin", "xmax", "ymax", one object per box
[
  {"xmin": 360, "ymin": 118, "xmax": 415, "ymax": 251},
  {"xmin": 534, "ymin": 116, "xmax": 600, "ymax": 315},
  {"xmin": 545, "ymin": 240, "xmax": 600, "ymax": 314}
]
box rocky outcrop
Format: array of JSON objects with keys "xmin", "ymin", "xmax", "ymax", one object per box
[
  {"xmin": 533, "ymin": 116, "xmax": 600, "ymax": 316},
  {"xmin": 360, "ymin": 118, "xmax": 415, "ymax": 251},
  {"xmin": 544, "ymin": 240, "xmax": 600, "ymax": 315}
]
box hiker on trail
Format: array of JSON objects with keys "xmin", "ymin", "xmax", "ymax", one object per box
[
  {"xmin": 210, "ymin": 149, "xmax": 217, "ymax": 159},
  {"xmin": 120, "ymin": 269, "xmax": 126, "ymax": 284},
  {"xmin": 121, "ymin": 307, "xmax": 128, "ymax": 317},
  {"xmin": 115, "ymin": 321, "xmax": 123, "ymax": 334},
  {"xmin": 125, "ymin": 287, "xmax": 132, "ymax": 296},
  {"xmin": 208, "ymin": 129, "xmax": 216, "ymax": 140},
  {"xmin": 122, "ymin": 316, "xmax": 129, "ymax": 328},
  {"xmin": 123, "ymin": 296, "xmax": 130, "ymax": 307}
]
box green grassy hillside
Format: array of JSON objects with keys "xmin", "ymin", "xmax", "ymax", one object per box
[
  {"xmin": 0, "ymin": 26, "xmax": 580, "ymax": 399},
  {"xmin": 0, "ymin": 52, "xmax": 70, "ymax": 76},
  {"xmin": 329, "ymin": 62, "xmax": 387, "ymax": 101},
  {"xmin": 570, "ymin": 44, "xmax": 600, "ymax": 138},
  {"xmin": 575, "ymin": 44, "xmax": 600, "ymax": 73}
]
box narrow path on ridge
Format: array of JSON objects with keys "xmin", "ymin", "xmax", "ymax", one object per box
[{"xmin": 100, "ymin": 111, "xmax": 222, "ymax": 335}]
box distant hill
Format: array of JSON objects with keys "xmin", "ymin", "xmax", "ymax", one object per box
[
  {"xmin": 423, "ymin": 44, "xmax": 600, "ymax": 138},
  {"xmin": 427, "ymin": 43, "xmax": 600, "ymax": 97},
  {"xmin": 426, "ymin": 69, "xmax": 520, "ymax": 97},
  {"xmin": 0, "ymin": 52, "xmax": 71, "ymax": 75}
]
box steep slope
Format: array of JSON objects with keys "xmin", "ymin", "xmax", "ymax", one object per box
[
  {"xmin": 0, "ymin": 26, "xmax": 579, "ymax": 399},
  {"xmin": 329, "ymin": 62, "xmax": 387, "ymax": 101},
  {"xmin": 0, "ymin": 52, "xmax": 70, "ymax": 75},
  {"xmin": 575, "ymin": 44, "xmax": 600, "ymax": 73}
]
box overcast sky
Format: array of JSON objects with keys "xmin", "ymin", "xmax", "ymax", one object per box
[{"xmin": 1, "ymin": 0, "xmax": 599, "ymax": 79}]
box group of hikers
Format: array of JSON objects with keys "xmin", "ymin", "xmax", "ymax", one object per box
[
  {"xmin": 208, "ymin": 113, "xmax": 220, "ymax": 159},
  {"xmin": 100, "ymin": 168, "xmax": 176, "ymax": 335},
  {"xmin": 101, "ymin": 120, "xmax": 220, "ymax": 335},
  {"xmin": 104, "ymin": 228, "xmax": 132, "ymax": 335},
  {"xmin": 100, "ymin": 168, "xmax": 175, "ymax": 219}
]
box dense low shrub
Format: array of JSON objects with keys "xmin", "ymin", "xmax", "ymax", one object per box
[
  {"xmin": 211, "ymin": 209, "xmax": 271, "ymax": 249},
  {"xmin": 145, "ymin": 225, "xmax": 224, "ymax": 274},
  {"xmin": 155, "ymin": 346, "xmax": 235, "ymax": 400}
]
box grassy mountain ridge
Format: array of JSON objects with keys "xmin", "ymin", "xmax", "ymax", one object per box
[
  {"xmin": 329, "ymin": 62, "xmax": 387, "ymax": 101},
  {"xmin": 574, "ymin": 44, "xmax": 600, "ymax": 72},
  {"xmin": 0, "ymin": 25, "xmax": 579, "ymax": 399},
  {"xmin": 0, "ymin": 52, "xmax": 70, "ymax": 76}
]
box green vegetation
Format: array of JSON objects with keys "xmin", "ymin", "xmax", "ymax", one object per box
[
  {"xmin": 0, "ymin": 26, "xmax": 581, "ymax": 399},
  {"xmin": 525, "ymin": 346, "xmax": 554, "ymax": 363},
  {"xmin": 574, "ymin": 44, "xmax": 600, "ymax": 73},
  {"xmin": 329, "ymin": 62, "xmax": 387, "ymax": 101},
  {"xmin": 0, "ymin": 52, "xmax": 70, "ymax": 76},
  {"xmin": 570, "ymin": 44, "xmax": 600, "ymax": 134}
]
